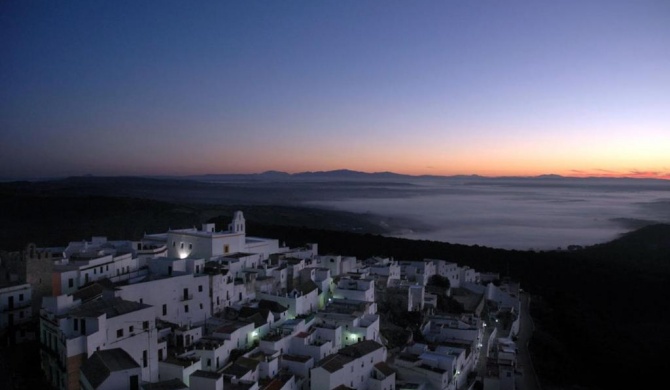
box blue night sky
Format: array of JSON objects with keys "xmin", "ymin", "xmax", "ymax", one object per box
[{"xmin": 1, "ymin": 0, "xmax": 669, "ymax": 179}]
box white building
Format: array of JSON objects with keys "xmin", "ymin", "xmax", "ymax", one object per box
[
  {"xmin": 333, "ymin": 277, "xmax": 374, "ymax": 303},
  {"xmin": 316, "ymin": 310, "xmax": 380, "ymax": 348},
  {"xmin": 79, "ymin": 348, "xmax": 142, "ymax": 390},
  {"xmin": 400, "ymin": 260, "xmax": 436, "ymax": 286},
  {"xmin": 40, "ymin": 295, "xmax": 160, "ymax": 390},
  {"xmin": 111, "ymin": 271, "xmax": 211, "ymax": 327},
  {"xmin": 394, "ymin": 342, "xmax": 465, "ymax": 390},
  {"xmin": 0, "ymin": 282, "xmax": 32, "ymax": 332},
  {"xmin": 430, "ymin": 260, "xmax": 461, "ymax": 288},
  {"xmin": 316, "ymin": 255, "xmax": 357, "ymax": 277},
  {"xmin": 367, "ymin": 257, "xmax": 401, "ymax": 287},
  {"xmin": 159, "ymin": 212, "xmax": 285, "ymax": 261},
  {"xmin": 190, "ymin": 370, "xmax": 224, "ymax": 390},
  {"xmin": 257, "ymin": 280, "xmax": 320, "ymax": 318},
  {"xmin": 53, "ymin": 238, "xmax": 144, "ymax": 296},
  {"xmin": 310, "ymin": 340, "xmax": 387, "ymax": 390}
]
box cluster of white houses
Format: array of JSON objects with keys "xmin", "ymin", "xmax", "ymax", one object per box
[{"xmin": 0, "ymin": 211, "xmax": 525, "ymax": 390}]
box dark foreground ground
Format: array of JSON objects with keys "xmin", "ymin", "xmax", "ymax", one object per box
[{"xmin": 1, "ymin": 190, "xmax": 669, "ymax": 389}]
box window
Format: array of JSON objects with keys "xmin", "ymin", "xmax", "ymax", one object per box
[
  {"xmin": 117, "ymin": 329, "xmax": 124, "ymax": 338},
  {"xmin": 189, "ymin": 243, "xmax": 192, "ymax": 249},
  {"xmin": 68, "ymin": 278, "xmax": 74, "ymax": 288},
  {"xmin": 207, "ymin": 358, "xmax": 211, "ymax": 367},
  {"xmin": 106, "ymin": 265, "xmax": 109, "ymax": 271},
  {"xmin": 74, "ymin": 319, "xmax": 78, "ymax": 331},
  {"xmin": 198, "ymin": 285, "xmax": 203, "ymax": 292},
  {"xmin": 162, "ymin": 304, "xmax": 167, "ymax": 316},
  {"xmin": 94, "ymin": 268, "xmax": 97, "ymax": 275},
  {"xmin": 199, "ymin": 304, "xmax": 203, "ymax": 309},
  {"xmin": 172, "ymin": 241, "xmax": 176, "ymax": 247},
  {"xmin": 19, "ymin": 294, "xmax": 23, "ymax": 301},
  {"xmin": 129, "ymin": 326, "xmax": 134, "ymax": 334},
  {"xmin": 143, "ymin": 350, "xmax": 148, "ymax": 368},
  {"xmin": 143, "ymin": 321, "xmax": 149, "ymax": 330},
  {"xmin": 180, "ymin": 242, "xmax": 184, "ymax": 249},
  {"xmin": 184, "ymin": 305, "xmax": 189, "ymax": 313}
]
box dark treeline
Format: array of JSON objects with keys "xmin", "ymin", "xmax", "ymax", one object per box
[{"xmin": 1, "ymin": 190, "xmax": 668, "ymax": 389}]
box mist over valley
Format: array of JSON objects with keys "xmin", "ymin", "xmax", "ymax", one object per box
[{"xmin": 6, "ymin": 172, "xmax": 669, "ymax": 250}]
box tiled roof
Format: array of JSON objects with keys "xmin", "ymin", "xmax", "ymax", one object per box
[
  {"xmin": 259, "ymin": 299, "xmax": 288, "ymax": 313},
  {"xmin": 69, "ymin": 297, "xmax": 150, "ymax": 319},
  {"xmin": 236, "ymin": 356, "xmax": 261, "ymax": 370},
  {"xmin": 141, "ymin": 378, "xmax": 188, "ymax": 389},
  {"xmin": 80, "ymin": 348, "xmax": 139, "ymax": 389},
  {"xmin": 317, "ymin": 354, "xmax": 353, "ymax": 373},
  {"xmin": 222, "ymin": 363, "xmax": 251, "ymax": 378},
  {"xmin": 374, "ymin": 361, "xmax": 395, "ymax": 376},
  {"xmin": 298, "ymin": 280, "xmax": 319, "ymax": 295},
  {"xmin": 71, "ymin": 283, "xmax": 104, "ymax": 302},
  {"xmin": 338, "ymin": 340, "xmax": 383, "ymax": 358},
  {"xmin": 282, "ymin": 354, "xmax": 312, "ymax": 363},
  {"xmin": 190, "ymin": 370, "xmax": 222, "ymax": 379}
]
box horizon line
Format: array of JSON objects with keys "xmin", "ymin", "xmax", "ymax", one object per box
[{"xmin": 3, "ymin": 169, "xmax": 670, "ymax": 182}]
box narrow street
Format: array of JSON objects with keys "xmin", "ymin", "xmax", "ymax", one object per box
[{"xmin": 469, "ymin": 291, "xmax": 541, "ymax": 390}]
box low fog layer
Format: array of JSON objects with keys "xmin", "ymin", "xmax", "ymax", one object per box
[
  {"xmin": 303, "ymin": 178, "xmax": 670, "ymax": 250},
  {"xmin": 17, "ymin": 175, "xmax": 669, "ymax": 250}
]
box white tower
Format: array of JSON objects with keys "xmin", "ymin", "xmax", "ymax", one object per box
[{"xmin": 228, "ymin": 211, "xmax": 246, "ymax": 234}]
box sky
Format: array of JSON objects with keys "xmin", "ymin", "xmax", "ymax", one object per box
[{"xmin": 1, "ymin": 0, "xmax": 669, "ymax": 180}]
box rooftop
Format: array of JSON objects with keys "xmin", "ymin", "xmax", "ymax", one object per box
[
  {"xmin": 80, "ymin": 348, "xmax": 139, "ymax": 389},
  {"xmin": 282, "ymin": 354, "xmax": 312, "ymax": 363},
  {"xmin": 190, "ymin": 370, "xmax": 222, "ymax": 379},
  {"xmin": 69, "ymin": 297, "xmax": 150, "ymax": 319},
  {"xmin": 141, "ymin": 378, "xmax": 188, "ymax": 390}
]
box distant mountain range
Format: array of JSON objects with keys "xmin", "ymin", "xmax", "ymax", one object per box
[
  {"xmin": 174, "ymin": 169, "xmax": 667, "ymax": 183},
  {"xmin": 3, "ymin": 169, "xmax": 668, "ymax": 185},
  {"xmin": 0, "ymin": 169, "xmax": 670, "ymax": 186}
]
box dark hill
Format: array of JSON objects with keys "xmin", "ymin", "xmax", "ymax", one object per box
[{"xmin": 577, "ymin": 223, "xmax": 670, "ymax": 272}]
